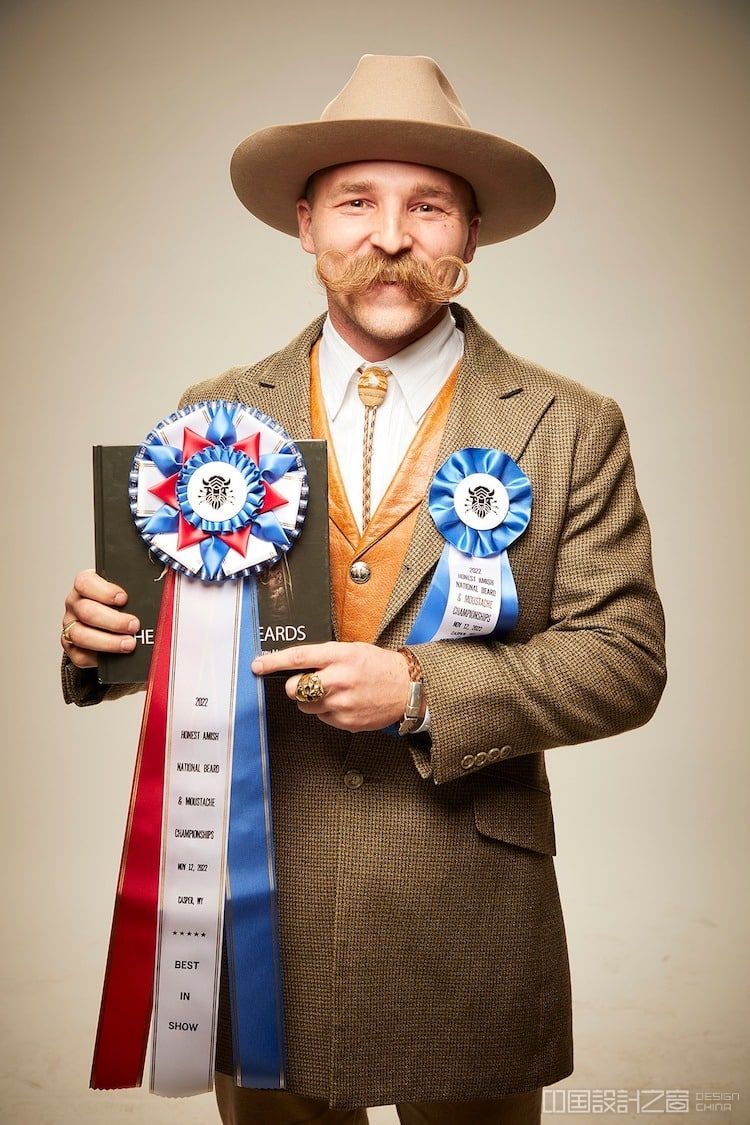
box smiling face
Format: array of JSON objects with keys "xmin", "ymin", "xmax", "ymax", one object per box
[{"xmin": 296, "ymin": 160, "xmax": 481, "ymax": 360}]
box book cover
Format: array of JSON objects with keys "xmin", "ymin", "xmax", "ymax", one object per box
[{"xmin": 94, "ymin": 441, "xmax": 331, "ymax": 684}]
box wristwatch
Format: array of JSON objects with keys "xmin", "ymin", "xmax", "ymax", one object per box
[{"xmin": 397, "ymin": 646, "xmax": 425, "ymax": 736}]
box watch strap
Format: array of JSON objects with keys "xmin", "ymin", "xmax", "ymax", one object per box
[{"xmin": 397, "ymin": 646, "xmax": 425, "ymax": 736}]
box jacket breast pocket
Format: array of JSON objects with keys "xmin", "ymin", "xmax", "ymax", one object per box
[{"xmin": 472, "ymin": 774, "xmax": 557, "ymax": 856}]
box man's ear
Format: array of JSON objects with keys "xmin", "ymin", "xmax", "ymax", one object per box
[
  {"xmin": 463, "ymin": 215, "xmax": 481, "ymax": 264},
  {"xmin": 296, "ymin": 199, "xmax": 316, "ymax": 255}
]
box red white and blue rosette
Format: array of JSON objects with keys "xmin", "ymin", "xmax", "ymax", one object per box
[
  {"xmin": 92, "ymin": 402, "xmax": 304, "ymax": 1099},
  {"xmin": 131, "ymin": 400, "xmax": 307, "ymax": 580},
  {"xmin": 406, "ymin": 448, "xmax": 532, "ymax": 644}
]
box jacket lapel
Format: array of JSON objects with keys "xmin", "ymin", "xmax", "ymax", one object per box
[
  {"xmin": 375, "ymin": 305, "xmax": 555, "ymax": 641},
  {"xmin": 232, "ymin": 314, "xmax": 326, "ymax": 442}
]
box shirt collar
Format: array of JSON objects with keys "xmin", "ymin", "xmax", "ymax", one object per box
[{"xmin": 319, "ymin": 309, "xmax": 464, "ymax": 424}]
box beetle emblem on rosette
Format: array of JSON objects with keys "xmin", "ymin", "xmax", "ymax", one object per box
[
  {"xmin": 130, "ymin": 401, "xmax": 307, "ymax": 581},
  {"xmin": 429, "ymin": 447, "xmax": 531, "ymax": 557}
]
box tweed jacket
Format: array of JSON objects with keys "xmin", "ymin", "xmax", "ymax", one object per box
[{"xmin": 63, "ymin": 303, "xmax": 666, "ymax": 1110}]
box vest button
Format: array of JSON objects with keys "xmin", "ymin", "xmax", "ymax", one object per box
[
  {"xmin": 349, "ymin": 561, "xmax": 371, "ymax": 584},
  {"xmin": 344, "ymin": 770, "xmax": 364, "ymax": 789}
]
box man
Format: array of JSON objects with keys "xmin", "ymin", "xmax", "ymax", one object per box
[{"xmin": 60, "ymin": 55, "xmax": 666, "ymax": 1125}]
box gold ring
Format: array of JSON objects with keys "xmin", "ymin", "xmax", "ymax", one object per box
[
  {"xmin": 61, "ymin": 619, "xmax": 76, "ymax": 643},
  {"xmin": 295, "ymin": 672, "xmax": 326, "ymax": 703}
]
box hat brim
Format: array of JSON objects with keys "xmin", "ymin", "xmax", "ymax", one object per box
[{"xmin": 230, "ymin": 118, "xmax": 555, "ymax": 246}]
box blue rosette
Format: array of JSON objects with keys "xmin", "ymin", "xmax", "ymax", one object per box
[{"xmin": 407, "ymin": 447, "xmax": 532, "ymax": 644}]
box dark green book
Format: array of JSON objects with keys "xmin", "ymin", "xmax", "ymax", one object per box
[{"xmin": 93, "ymin": 442, "xmax": 332, "ymax": 685}]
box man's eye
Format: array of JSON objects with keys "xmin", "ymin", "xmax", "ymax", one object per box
[
  {"xmin": 414, "ymin": 203, "xmax": 438, "ymax": 213},
  {"xmin": 344, "ymin": 199, "xmax": 366, "ymax": 208}
]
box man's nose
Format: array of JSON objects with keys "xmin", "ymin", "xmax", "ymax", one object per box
[{"xmin": 368, "ymin": 208, "xmax": 413, "ymax": 255}]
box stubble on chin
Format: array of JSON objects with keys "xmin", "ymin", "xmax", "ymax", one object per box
[{"xmin": 336, "ymin": 293, "xmax": 441, "ymax": 345}]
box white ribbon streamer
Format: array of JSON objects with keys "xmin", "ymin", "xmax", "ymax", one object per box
[
  {"xmin": 150, "ymin": 577, "xmax": 241, "ymax": 1096},
  {"xmin": 433, "ymin": 546, "xmax": 503, "ymax": 641}
]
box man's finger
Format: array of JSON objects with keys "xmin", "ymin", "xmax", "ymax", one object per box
[
  {"xmin": 252, "ymin": 642, "xmax": 344, "ymax": 676},
  {"xmin": 294, "ymin": 700, "xmax": 331, "ymax": 715},
  {"xmin": 73, "ymin": 597, "xmax": 140, "ymax": 635},
  {"xmin": 73, "ymin": 569, "xmax": 129, "ymax": 607},
  {"xmin": 62, "ymin": 620, "xmax": 137, "ymax": 655}
]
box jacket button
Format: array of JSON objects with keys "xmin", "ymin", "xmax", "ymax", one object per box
[
  {"xmin": 344, "ymin": 770, "xmax": 364, "ymax": 789},
  {"xmin": 461, "ymin": 754, "xmax": 475, "ymax": 770},
  {"xmin": 487, "ymin": 747, "xmax": 501, "ymax": 761},
  {"xmin": 349, "ymin": 561, "xmax": 371, "ymax": 584},
  {"xmin": 474, "ymin": 750, "xmax": 488, "ymax": 765}
]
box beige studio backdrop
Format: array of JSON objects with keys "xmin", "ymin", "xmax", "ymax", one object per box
[{"xmin": 1, "ymin": 2, "xmax": 748, "ymax": 1123}]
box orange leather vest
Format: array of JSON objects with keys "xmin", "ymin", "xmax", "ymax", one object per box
[{"xmin": 309, "ymin": 339, "xmax": 460, "ymax": 642}]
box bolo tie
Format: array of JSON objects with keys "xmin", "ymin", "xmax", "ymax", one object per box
[{"xmin": 356, "ymin": 364, "xmax": 392, "ymax": 527}]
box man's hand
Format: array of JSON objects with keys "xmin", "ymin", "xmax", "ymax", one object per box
[
  {"xmin": 61, "ymin": 569, "xmax": 141, "ymax": 669},
  {"xmin": 251, "ymin": 642, "xmax": 421, "ymax": 732}
]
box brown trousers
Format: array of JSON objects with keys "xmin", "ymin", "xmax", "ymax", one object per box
[{"xmin": 215, "ymin": 1075, "xmax": 543, "ymax": 1124}]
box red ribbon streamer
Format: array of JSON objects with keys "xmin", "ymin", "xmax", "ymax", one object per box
[{"xmin": 90, "ymin": 570, "xmax": 176, "ymax": 1089}]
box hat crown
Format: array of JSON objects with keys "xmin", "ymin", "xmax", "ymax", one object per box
[
  {"xmin": 320, "ymin": 54, "xmax": 472, "ymax": 129},
  {"xmin": 230, "ymin": 53, "xmax": 556, "ymax": 245}
]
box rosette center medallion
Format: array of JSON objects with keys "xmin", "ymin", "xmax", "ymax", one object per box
[{"xmin": 179, "ymin": 447, "xmax": 263, "ymax": 531}]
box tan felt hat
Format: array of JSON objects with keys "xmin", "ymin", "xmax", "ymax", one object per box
[{"xmin": 230, "ymin": 54, "xmax": 556, "ymax": 246}]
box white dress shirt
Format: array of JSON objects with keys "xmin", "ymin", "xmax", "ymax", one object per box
[
  {"xmin": 317, "ymin": 308, "xmax": 465, "ymax": 735},
  {"xmin": 318, "ymin": 308, "xmax": 465, "ymax": 532}
]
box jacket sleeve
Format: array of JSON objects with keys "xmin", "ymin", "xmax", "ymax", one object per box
[
  {"xmin": 406, "ymin": 396, "xmax": 667, "ymax": 785},
  {"xmin": 61, "ymin": 655, "xmax": 146, "ymax": 706}
]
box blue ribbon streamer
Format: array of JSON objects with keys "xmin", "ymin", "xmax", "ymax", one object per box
[
  {"xmin": 404, "ymin": 545, "xmax": 453, "ymax": 645},
  {"xmin": 225, "ymin": 578, "xmax": 287, "ymax": 1088}
]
